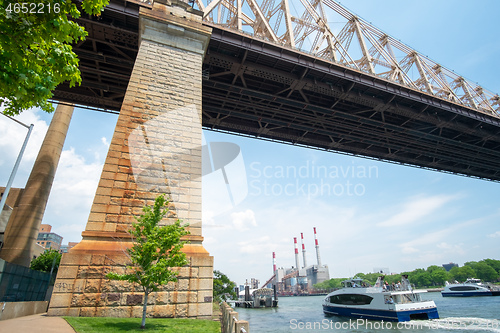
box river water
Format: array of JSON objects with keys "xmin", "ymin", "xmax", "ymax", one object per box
[{"xmin": 236, "ymin": 292, "xmax": 500, "ymax": 332}]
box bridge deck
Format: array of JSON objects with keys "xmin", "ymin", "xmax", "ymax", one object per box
[{"xmin": 53, "ymin": 0, "xmax": 500, "ymax": 181}]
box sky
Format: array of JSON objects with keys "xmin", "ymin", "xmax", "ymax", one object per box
[{"xmin": 1, "ymin": 0, "xmax": 500, "ymax": 286}]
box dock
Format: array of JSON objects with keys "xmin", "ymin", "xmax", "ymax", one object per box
[{"xmin": 231, "ymin": 286, "xmax": 278, "ymax": 308}]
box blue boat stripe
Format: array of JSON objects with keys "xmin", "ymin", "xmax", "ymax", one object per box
[
  {"xmin": 442, "ymin": 291, "xmax": 493, "ymax": 297},
  {"xmin": 323, "ymin": 305, "xmax": 439, "ymax": 322}
]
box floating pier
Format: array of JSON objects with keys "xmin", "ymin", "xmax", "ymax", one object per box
[{"xmin": 230, "ymin": 286, "xmax": 278, "ymax": 308}]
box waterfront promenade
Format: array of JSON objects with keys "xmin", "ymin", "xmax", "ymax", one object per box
[{"xmin": 0, "ymin": 313, "xmax": 75, "ymax": 333}]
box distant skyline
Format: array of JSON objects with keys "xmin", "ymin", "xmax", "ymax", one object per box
[{"xmin": 1, "ymin": 0, "xmax": 500, "ymax": 286}]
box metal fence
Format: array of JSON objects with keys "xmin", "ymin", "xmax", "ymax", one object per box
[{"xmin": 0, "ymin": 259, "xmax": 51, "ymax": 302}]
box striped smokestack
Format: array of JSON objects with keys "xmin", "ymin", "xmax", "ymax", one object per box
[
  {"xmin": 314, "ymin": 227, "xmax": 322, "ymax": 267},
  {"xmin": 294, "ymin": 237, "xmax": 300, "ymax": 270},
  {"xmin": 273, "ymin": 252, "xmax": 277, "ymax": 274},
  {"xmin": 301, "ymin": 232, "xmax": 307, "ymax": 268}
]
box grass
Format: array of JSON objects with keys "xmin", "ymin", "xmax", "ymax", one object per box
[
  {"xmin": 212, "ymin": 301, "xmax": 222, "ymax": 319},
  {"xmin": 64, "ymin": 316, "xmax": 220, "ymax": 333}
]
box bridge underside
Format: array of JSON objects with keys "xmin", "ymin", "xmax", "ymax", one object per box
[{"xmin": 53, "ymin": 0, "xmax": 500, "ymax": 181}]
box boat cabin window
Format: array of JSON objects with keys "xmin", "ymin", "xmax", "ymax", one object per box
[
  {"xmin": 384, "ymin": 293, "xmax": 422, "ymax": 304},
  {"xmin": 449, "ymin": 286, "xmax": 479, "ymax": 291},
  {"xmin": 329, "ymin": 294, "xmax": 373, "ymax": 305}
]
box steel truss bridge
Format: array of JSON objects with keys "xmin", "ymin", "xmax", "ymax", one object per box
[{"xmin": 53, "ymin": 0, "xmax": 500, "ymax": 181}]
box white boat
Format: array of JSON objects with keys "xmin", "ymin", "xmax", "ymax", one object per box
[
  {"xmin": 322, "ymin": 275, "xmax": 439, "ymax": 322},
  {"xmin": 441, "ymin": 278, "xmax": 500, "ymax": 297}
]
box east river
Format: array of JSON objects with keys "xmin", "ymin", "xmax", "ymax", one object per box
[{"xmin": 235, "ymin": 292, "xmax": 500, "ymax": 332}]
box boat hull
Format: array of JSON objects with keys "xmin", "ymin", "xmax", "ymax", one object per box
[
  {"xmin": 442, "ymin": 291, "xmax": 494, "ymax": 297},
  {"xmin": 322, "ymin": 304, "xmax": 439, "ymax": 322},
  {"xmin": 442, "ymin": 278, "xmax": 500, "ymax": 297}
]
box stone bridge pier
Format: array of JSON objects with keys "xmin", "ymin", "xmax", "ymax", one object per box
[{"xmin": 48, "ymin": 0, "xmax": 214, "ymax": 319}]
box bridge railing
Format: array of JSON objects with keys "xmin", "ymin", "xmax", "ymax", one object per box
[{"xmin": 220, "ymin": 301, "xmax": 250, "ymax": 333}]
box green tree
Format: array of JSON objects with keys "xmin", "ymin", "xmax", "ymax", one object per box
[
  {"xmin": 0, "ymin": 0, "xmax": 109, "ymax": 116},
  {"xmin": 430, "ymin": 269, "xmax": 448, "ymax": 286},
  {"xmin": 213, "ymin": 270, "xmax": 237, "ymax": 302},
  {"xmin": 106, "ymin": 194, "xmax": 190, "ymax": 329},
  {"xmin": 30, "ymin": 248, "xmax": 61, "ymax": 273},
  {"xmin": 449, "ymin": 265, "xmax": 476, "ymax": 282},
  {"xmin": 354, "ymin": 272, "xmax": 380, "ymax": 286},
  {"xmin": 481, "ymin": 259, "xmax": 500, "ymax": 275},
  {"xmin": 426, "ymin": 265, "xmax": 442, "ymax": 274},
  {"xmin": 314, "ymin": 278, "xmax": 344, "ymax": 290},
  {"xmin": 409, "ymin": 268, "xmax": 431, "ymax": 288},
  {"xmin": 464, "ymin": 261, "xmax": 478, "ymax": 270},
  {"xmin": 473, "ymin": 262, "xmax": 499, "ymax": 282}
]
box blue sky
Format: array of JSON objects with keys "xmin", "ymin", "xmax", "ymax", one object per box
[{"xmin": 1, "ymin": 0, "xmax": 500, "ymax": 286}]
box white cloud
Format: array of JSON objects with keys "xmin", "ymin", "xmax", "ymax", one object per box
[
  {"xmin": 396, "ymin": 219, "xmax": 476, "ymax": 263},
  {"xmin": 436, "ymin": 242, "xmax": 465, "ymax": 255},
  {"xmin": 202, "ymin": 210, "xmax": 215, "ymax": 225},
  {"xmin": 101, "ymin": 136, "xmax": 109, "ymax": 147},
  {"xmin": 230, "ymin": 209, "xmax": 257, "ymax": 231},
  {"xmin": 238, "ymin": 236, "xmax": 274, "ymax": 254},
  {"xmin": 377, "ymin": 194, "xmax": 460, "ymax": 227},
  {"xmin": 43, "ymin": 147, "xmax": 104, "ymax": 242},
  {"xmin": 401, "ymin": 246, "xmax": 419, "ymax": 254},
  {"xmin": 488, "ymin": 231, "xmax": 500, "ymax": 238},
  {"xmin": 0, "ymin": 107, "xmax": 115, "ymax": 244},
  {"xmin": 202, "ymin": 210, "xmax": 231, "ymax": 229},
  {"xmin": 0, "ymin": 108, "xmax": 49, "ymax": 186}
]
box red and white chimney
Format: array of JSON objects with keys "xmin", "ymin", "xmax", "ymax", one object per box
[
  {"xmin": 314, "ymin": 227, "xmax": 322, "ymax": 267},
  {"xmin": 272, "ymin": 251, "xmax": 277, "ymax": 274},
  {"xmin": 294, "ymin": 237, "xmax": 300, "ymax": 270},
  {"xmin": 301, "ymin": 232, "xmax": 307, "ymax": 268}
]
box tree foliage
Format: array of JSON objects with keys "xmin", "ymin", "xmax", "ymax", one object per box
[
  {"xmin": 482, "ymin": 259, "xmax": 500, "ymax": 274},
  {"xmin": 464, "ymin": 261, "xmax": 478, "ymax": 270},
  {"xmin": 30, "ymin": 248, "xmax": 61, "ymax": 273},
  {"xmin": 313, "ymin": 277, "xmax": 345, "ymax": 290},
  {"xmin": 0, "ymin": 0, "xmax": 109, "ymax": 115},
  {"xmin": 474, "ymin": 262, "xmax": 499, "ymax": 282},
  {"xmin": 106, "ymin": 194, "xmax": 190, "ymax": 329},
  {"xmin": 213, "ymin": 270, "xmax": 237, "ymax": 302},
  {"xmin": 314, "ymin": 259, "xmax": 500, "ymax": 290},
  {"xmin": 429, "ymin": 268, "xmax": 448, "ymax": 286},
  {"xmin": 448, "ymin": 265, "xmax": 476, "ymax": 282}
]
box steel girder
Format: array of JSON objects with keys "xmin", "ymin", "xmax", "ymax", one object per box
[
  {"xmin": 52, "ymin": 0, "xmax": 140, "ymax": 111},
  {"xmin": 51, "ymin": 0, "xmax": 500, "ymax": 181},
  {"xmin": 202, "ymin": 26, "xmax": 500, "ymax": 181},
  {"xmin": 195, "ymin": 0, "xmax": 500, "ymax": 117}
]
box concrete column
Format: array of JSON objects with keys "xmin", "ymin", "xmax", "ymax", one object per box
[
  {"xmin": 0, "ymin": 104, "xmax": 74, "ymax": 266},
  {"xmin": 49, "ymin": 0, "xmax": 213, "ymax": 319}
]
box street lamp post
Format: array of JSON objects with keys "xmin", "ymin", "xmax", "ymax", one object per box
[{"xmin": 0, "ymin": 114, "xmax": 34, "ymax": 215}]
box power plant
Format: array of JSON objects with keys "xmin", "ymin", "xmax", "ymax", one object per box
[{"xmin": 262, "ymin": 227, "xmax": 330, "ymax": 295}]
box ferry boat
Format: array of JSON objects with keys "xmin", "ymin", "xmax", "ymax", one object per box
[
  {"xmin": 441, "ymin": 278, "xmax": 500, "ymax": 297},
  {"xmin": 322, "ymin": 275, "xmax": 439, "ymax": 322}
]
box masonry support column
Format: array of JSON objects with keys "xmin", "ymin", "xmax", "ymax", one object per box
[
  {"xmin": 49, "ymin": 0, "xmax": 213, "ymax": 319},
  {"xmin": 0, "ymin": 104, "xmax": 74, "ymax": 267}
]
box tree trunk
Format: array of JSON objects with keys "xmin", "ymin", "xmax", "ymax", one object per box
[{"xmin": 141, "ymin": 291, "xmax": 148, "ymax": 329}]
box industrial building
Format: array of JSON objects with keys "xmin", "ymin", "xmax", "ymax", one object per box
[{"xmin": 263, "ymin": 227, "xmax": 330, "ymax": 295}]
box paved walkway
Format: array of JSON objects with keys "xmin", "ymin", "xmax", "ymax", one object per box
[{"xmin": 0, "ymin": 313, "xmax": 75, "ymax": 333}]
